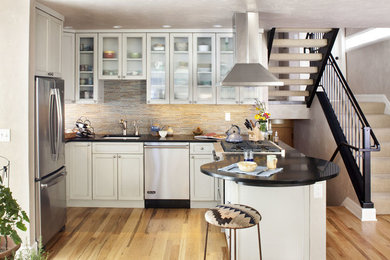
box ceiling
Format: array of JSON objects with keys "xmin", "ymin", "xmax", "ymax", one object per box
[{"xmin": 38, "ymin": 0, "xmax": 390, "ymax": 30}]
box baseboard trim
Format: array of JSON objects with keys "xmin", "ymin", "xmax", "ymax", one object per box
[
  {"xmin": 355, "ymin": 94, "xmax": 390, "ymax": 115},
  {"xmin": 67, "ymin": 200, "xmax": 144, "ymax": 208},
  {"xmin": 341, "ymin": 197, "xmax": 377, "ymax": 221}
]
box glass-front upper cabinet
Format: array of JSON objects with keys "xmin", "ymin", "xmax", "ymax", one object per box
[
  {"xmin": 193, "ymin": 33, "xmax": 216, "ymax": 104},
  {"xmin": 216, "ymin": 34, "xmax": 239, "ymax": 104},
  {"xmin": 122, "ymin": 33, "xmax": 146, "ymax": 80},
  {"xmin": 170, "ymin": 34, "xmax": 193, "ymax": 104},
  {"xmin": 76, "ymin": 33, "xmax": 98, "ymax": 103},
  {"xmin": 147, "ymin": 33, "xmax": 170, "ymax": 104},
  {"xmin": 98, "ymin": 33, "xmax": 122, "ymax": 80}
]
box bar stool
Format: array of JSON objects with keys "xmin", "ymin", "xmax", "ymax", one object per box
[{"xmin": 204, "ymin": 204, "xmax": 262, "ymax": 260}]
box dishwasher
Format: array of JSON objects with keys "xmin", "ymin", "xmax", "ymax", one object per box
[{"xmin": 144, "ymin": 142, "xmax": 190, "ymax": 208}]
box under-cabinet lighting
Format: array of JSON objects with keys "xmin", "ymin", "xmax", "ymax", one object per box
[
  {"xmin": 213, "ymin": 24, "xmax": 223, "ymax": 28},
  {"xmin": 113, "ymin": 25, "xmax": 122, "ymax": 29},
  {"xmin": 162, "ymin": 25, "xmax": 171, "ymax": 28},
  {"xmin": 346, "ymin": 28, "xmax": 390, "ymax": 51},
  {"xmin": 64, "ymin": 26, "xmax": 73, "ymax": 29}
]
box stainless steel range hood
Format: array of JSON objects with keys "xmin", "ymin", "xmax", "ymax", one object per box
[{"xmin": 221, "ymin": 12, "xmax": 283, "ymax": 87}]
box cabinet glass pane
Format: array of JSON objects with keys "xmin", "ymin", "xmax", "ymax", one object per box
[
  {"xmin": 218, "ymin": 37, "xmax": 236, "ymax": 102},
  {"xmin": 240, "ymin": 87, "xmax": 257, "ymax": 103},
  {"xmin": 79, "ymin": 37, "xmax": 94, "ymax": 100},
  {"xmin": 196, "ymin": 37, "xmax": 213, "ymax": 101},
  {"xmin": 173, "ymin": 37, "xmax": 190, "ymax": 101},
  {"xmin": 102, "ymin": 37, "xmax": 119, "ymax": 76},
  {"xmin": 126, "ymin": 37, "xmax": 143, "ymax": 76},
  {"xmin": 150, "ymin": 37, "xmax": 167, "ymax": 100}
]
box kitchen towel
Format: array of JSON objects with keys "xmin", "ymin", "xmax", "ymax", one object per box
[{"xmin": 218, "ymin": 163, "xmax": 283, "ymax": 177}]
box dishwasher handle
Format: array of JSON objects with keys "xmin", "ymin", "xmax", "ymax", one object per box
[{"xmin": 144, "ymin": 145, "xmax": 189, "ymax": 149}]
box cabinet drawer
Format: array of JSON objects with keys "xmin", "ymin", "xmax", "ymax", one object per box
[
  {"xmin": 190, "ymin": 143, "xmax": 214, "ymax": 154},
  {"xmin": 92, "ymin": 142, "xmax": 143, "ymax": 154}
]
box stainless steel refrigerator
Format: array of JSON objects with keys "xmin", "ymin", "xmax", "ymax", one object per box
[{"xmin": 34, "ymin": 76, "xmax": 66, "ymax": 246}]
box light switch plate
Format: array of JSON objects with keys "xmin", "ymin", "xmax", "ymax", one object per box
[
  {"xmin": 225, "ymin": 112, "xmax": 231, "ymax": 121},
  {"xmin": 0, "ymin": 129, "xmax": 10, "ymax": 142}
]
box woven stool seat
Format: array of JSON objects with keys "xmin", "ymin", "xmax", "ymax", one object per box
[{"xmin": 205, "ymin": 204, "xmax": 262, "ymax": 229}]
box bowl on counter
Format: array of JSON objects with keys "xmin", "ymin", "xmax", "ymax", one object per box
[
  {"xmin": 237, "ymin": 161, "xmax": 258, "ymax": 172},
  {"xmin": 159, "ymin": 130, "xmax": 168, "ymax": 138},
  {"xmin": 103, "ymin": 51, "xmax": 115, "ymax": 58}
]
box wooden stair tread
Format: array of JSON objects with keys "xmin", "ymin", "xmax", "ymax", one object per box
[
  {"xmin": 273, "ymin": 39, "xmax": 327, "ymax": 48},
  {"xmin": 269, "ymin": 53, "xmax": 322, "ymax": 61},
  {"xmin": 269, "ymin": 90, "xmax": 309, "ymax": 97},
  {"xmin": 281, "ymin": 79, "xmax": 313, "ymax": 85},
  {"xmin": 275, "ymin": 28, "xmax": 332, "ymax": 33},
  {"xmin": 269, "ymin": 66, "xmax": 318, "ymax": 74}
]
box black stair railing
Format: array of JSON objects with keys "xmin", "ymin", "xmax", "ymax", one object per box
[{"xmin": 316, "ymin": 53, "xmax": 380, "ymax": 208}]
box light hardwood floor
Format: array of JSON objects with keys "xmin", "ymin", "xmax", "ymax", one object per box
[{"xmin": 46, "ymin": 207, "xmax": 390, "ymax": 259}]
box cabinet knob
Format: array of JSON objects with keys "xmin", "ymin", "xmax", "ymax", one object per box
[
  {"xmin": 113, "ymin": 155, "xmax": 116, "ymax": 158},
  {"xmin": 191, "ymin": 156, "xmax": 194, "ymax": 159},
  {"xmin": 118, "ymin": 155, "xmax": 121, "ymax": 158},
  {"xmin": 118, "ymin": 75, "xmax": 120, "ymax": 79},
  {"xmin": 147, "ymin": 100, "xmax": 150, "ymax": 104},
  {"xmin": 200, "ymin": 147, "xmax": 204, "ymax": 150},
  {"xmin": 48, "ymin": 72, "xmax": 54, "ymax": 76},
  {"xmin": 235, "ymin": 101, "xmax": 239, "ymax": 104},
  {"xmin": 240, "ymin": 101, "xmax": 244, "ymax": 104},
  {"xmin": 193, "ymin": 101, "xmax": 197, "ymax": 104}
]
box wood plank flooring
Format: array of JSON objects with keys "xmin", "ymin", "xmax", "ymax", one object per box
[{"xmin": 46, "ymin": 207, "xmax": 390, "ymax": 260}]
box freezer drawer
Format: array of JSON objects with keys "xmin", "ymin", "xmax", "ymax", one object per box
[
  {"xmin": 144, "ymin": 143, "xmax": 190, "ymax": 202},
  {"xmin": 38, "ymin": 167, "xmax": 67, "ymax": 245}
]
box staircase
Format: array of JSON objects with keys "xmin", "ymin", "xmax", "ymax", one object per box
[
  {"xmin": 267, "ymin": 28, "xmax": 381, "ymax": 214},
  {"xmin": 268, "ymin": 28, "xmax": 333, "ymax": 104},
  {"xmin": 360, "ymin": 102, "xmax": 390, "ymax": 214}
]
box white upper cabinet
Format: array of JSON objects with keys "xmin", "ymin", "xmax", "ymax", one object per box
[
  {"xmin": 147, "ymin": 33, "xmax": 170, "ymax": 104},
  {"xmin": 122, "ymin": 33, "xmax": 146, "ymax": 80},
  {"xmin": 76, "ymin": 33, "xmax": 103, "ymax": 103},
  {"xmin": 170, "ymin": 33, "xmax": 193, "ymax": 104},
  {"xmin": 35, "ymin": 7, "xmax": 63, "ymax": 77},
  {"xmin": 62, "ymin": 32, "xmax": 75, "ymax": 103},
  {"xmin": 193, "ymin": 33, "xmax": 216, "ymax": 104},
  {"xmin": 216, "ymin": 33, "xmax": 240, "ymax": 104},
  {"xmin": 98, "ymin": 33, "xmax": 122, "ymax": 79}
]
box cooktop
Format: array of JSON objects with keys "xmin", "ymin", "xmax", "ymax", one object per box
[{"xmin": 221, "ymin": 140, "xmax": 285, "ymax": 156}]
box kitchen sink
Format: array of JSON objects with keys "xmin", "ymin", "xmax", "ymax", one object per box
[{"xmin": 103, "ymin": 135, "xmax": 141, "ymax": 140}]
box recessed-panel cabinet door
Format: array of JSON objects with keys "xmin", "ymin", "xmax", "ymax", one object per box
[
  {"xmin": 99, "ymin": 33, "xmax": 122, "ymax": 80},
  {"xmin": 190, "ymin": 154, "xmax": 215, "ymax": 201},
  {"xmin": 122, "ymin": 33, "xmax": 146, "ymax": 80},
  {"xmin": 47, "ymin": 16, "xmax": 62, "ymax": 77},
  {"xmin": 117, "ymin": 154, "xmax": 144, "ymax": 200},
  {"xmin": 170, "ymin": 33, "xmax": 193, "ymax": 104},
  {"xmin": 93, "ymin": 153, "xmax": 117, "ymax": 200},
  {"xmin": 193, "ymin": 34, "xmax": 216, "ymax": 104},
  {"xmin": 216, "ymin": 34, "xmax": 239, "ymax": 104},
  {"xmin": 67, "ymin": 143, "xmax": 92, "ymax": 200}
]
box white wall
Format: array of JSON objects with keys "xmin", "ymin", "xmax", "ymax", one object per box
[
  {"xmin": 0, "ymin": 0, "xmax": 34, "ymax": 244},
  {"xmin": 294, "ymin": 96, "xmax": 359, "ymax": 206}
]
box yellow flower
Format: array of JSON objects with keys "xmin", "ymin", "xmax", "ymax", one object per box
[{"xmin": 255, "ymin": 114, "xmax": 260, "ymax": 120}]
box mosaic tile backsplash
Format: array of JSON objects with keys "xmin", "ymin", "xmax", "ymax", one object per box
[{"xmin": 65, "ymin": 80, "xmax": 257, "ymax": 135}]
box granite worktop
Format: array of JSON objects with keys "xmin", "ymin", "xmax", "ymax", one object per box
[
  {"xmin": 202, "ymin": 142, "xmax": 339, "ymax": 187},
  {"xmin": 65, "ymin": 134, "xmax": 218, "ymax": 143}
]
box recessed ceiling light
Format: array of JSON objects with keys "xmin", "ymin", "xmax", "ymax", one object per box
[
  {"xmin": 64, "ymin": 26, "xmax": 73, "ymax": 29},
  {"xmin": 113, "ymin": 25, "xmax": 122, "ymax": 29},
  {"xmin": 213, "ymin": 24, "xmax": 223, "ymax": 28},
  {"xmin": 162, "ymin": 25, "xmax": 171, "ymax": 28}
]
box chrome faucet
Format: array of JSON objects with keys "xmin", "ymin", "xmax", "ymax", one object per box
[{"xmin": 119, "ymin": 119, "xmax": 127, "ymax": 135}]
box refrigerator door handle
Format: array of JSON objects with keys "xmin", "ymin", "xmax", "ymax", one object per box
[
  {"xmin": 41, "ymin": 171, "xmax": 67, "ymax": 189},
  {"xmin": 49, "ymin": 88, "xmax": 57, "ymax": 160},
  {"xmin": 54, "ymin": 87, "xmax": 63, "ymax": 161}
]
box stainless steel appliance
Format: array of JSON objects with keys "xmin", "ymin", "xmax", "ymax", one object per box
[
  {"xmin": 221, "ymin": 140, "xmax": 285, "ymax": 157},
  {"xmin": 34, "ymin": 76, "xmax": 66, "ymax": 246},
  {"xmin": 144, "ymin": 142, "xmax": 190, "ymax": 208}
]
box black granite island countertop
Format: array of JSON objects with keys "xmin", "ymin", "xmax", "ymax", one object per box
[
  {"xmin": 201, "ymin": 143, "xmax": 339, "ymax": 187},
  {"xmin": 66, "ymin": 134, "xmax": 218, "ymax": 143}
]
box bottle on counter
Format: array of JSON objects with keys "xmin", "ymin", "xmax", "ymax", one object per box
[
  {"xmin": 273, "ymin": 131, "xmax": 279, "ymax": 144},
  {"xmin": 267, "ymin": 121, "xmax": 273, "ymax": 141}
]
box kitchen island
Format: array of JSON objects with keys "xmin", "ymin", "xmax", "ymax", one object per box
[{"xmin": 201, "ymin": 142, "xmax": 339, "ymax": 260}]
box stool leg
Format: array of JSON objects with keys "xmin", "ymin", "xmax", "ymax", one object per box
[
  {"xmin": 204, "ymin": 223, "xmax": 209, "ymax": 260},
  {"xmin": 257, "ymin": 224, "xmax": 262, "ymax": 260},
  {"xmin": 234, "ymin": 229, "xmax": 237, "ymax": 260},
  {"xmin": 229, "ymin": 229, "xmax": 232, "ymax": 260}
]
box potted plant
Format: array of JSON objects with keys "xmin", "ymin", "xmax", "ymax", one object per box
[
  {"xmin": 253, "ymin": 99, "xmax": 271, "ymax": 140},
  {"xmin": 0, "ymin": 156, "xmax": 29, "ymax": 259}
]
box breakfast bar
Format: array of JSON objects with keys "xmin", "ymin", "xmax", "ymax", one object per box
[{"xmin": 201, "ymin": 142, "xmax": 339, "ymax": 260}]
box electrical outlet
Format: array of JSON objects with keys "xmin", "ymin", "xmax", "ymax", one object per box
[
  {"xmin": 225, "ymin": 112, "xmax": 231, "ymax": 121},
  {"xmin": 0, "ymin": 129, "xmax": 10, "ymax": 142}
]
